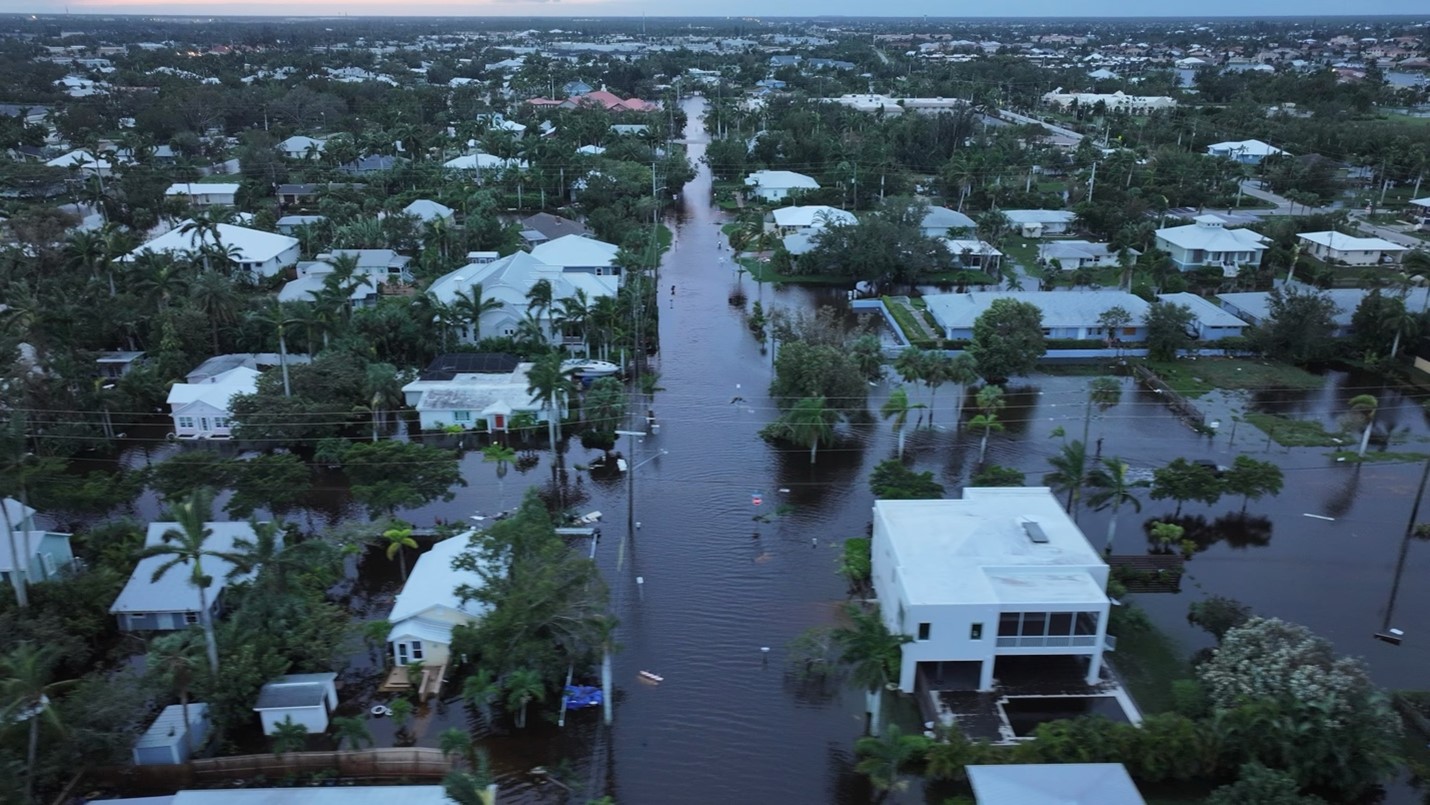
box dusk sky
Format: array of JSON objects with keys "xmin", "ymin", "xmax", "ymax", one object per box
[{"xmin": 6, "ymin": 0, "xmax": 1429, "ymax": 18}]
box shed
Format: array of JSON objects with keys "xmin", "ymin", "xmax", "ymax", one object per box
[
  {"xmin": 253, "ymin": 673, "xmax": 337, "ymax": 734},
  {"xmin": 133, "ymin": 703, "xmax": 210, "ymax": 766}
]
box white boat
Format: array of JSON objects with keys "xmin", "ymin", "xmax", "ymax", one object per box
[{"xmin": 562, "ymin": 358, "xmax": 621, "ymax": 379}]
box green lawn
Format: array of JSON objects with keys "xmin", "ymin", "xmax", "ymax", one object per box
[
  {"xmin": 1141, "ymin": 359, "xmax": 1322, "ymax": 398},
  {"xmin": 1108, "ymin": 607, "xmax": 1190, "ymax": 715},
  {"xmin": 1000, "ymin": 239, "xmax": 1042, "ymax": 276},
  {"xmin": 737, "ymin": 256, "xmax": 849, "ymax": 286},
  {"xmin": 1244, "ymin": 411, "xmax": 1344, "ymax": 448}
]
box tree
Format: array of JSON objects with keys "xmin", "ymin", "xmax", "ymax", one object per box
[
  {"xmin": 1252, "ymin": 286, "xmax": 1340, "ymax": 365},
  {"xmin": 1206, "ymin": 763, "xmax": 1328, "ymax": 805},
  {"xmin": 880, "ymin": 386, "xmax": 924, "ymax": 459},
  {"xmin": 380, "ymin": 522, "xmax": 418, "ymax": 580},
  {"xmin": 140, "ymin": 488, "xmax": 234, "ymax": 673},
  {"xmin": 1044, "ymin": 440, "xmax": 1089, "ymax": 515},
  {"xmin": 331, "ymin": 715, "xmax": 373, "ymax": 750},
  {"xmin": 1347, "ymin": 394, "xmax": 1378, "ymax": 458},
  {"xmin": 0, "ymin": 644, "xmax": 73, "ymax": 801},
  {"xmin": 438, "ymin": 726, "xmax": 474, "ymax": 765},
  {"xmin": 1188, "ymin": 596, "xmax": 1253, "ymax": 642},
  {"xmin": 269, "ymin": 716, "xmax": 308, "ymax": 755},
  {"xmin": 1349, "ymin": 289, "xmax": 1406, "ymax": 357},
  {"xmin": 341, "ymin": 440, "xmax": 463, "ymax": 519},
  {"xmin": 1087, "ymin": 458, "xmax": 1142, "ymax": 553},
  {"xmin": 968, "ymin": 298, "xmax": 1044, "ymax": 383},
  {"xmin": 781, "ymin": 396, "xmax": 839, "ymax": 464},
  {"xmin": 146, "ymin": 630, "xmax": 206, "ymax": 760},
  {"xmin": 854, "ymin": 724, "xmax": 929, "ymax": 799},
  {"xmin": 581, "ymin": 376, "xmax": 627, "ymax": 456},
  {"xmin": 504, "ymin": 668, "xmax": 545, "ymax": 729},
  {"xmin": 1151, "ymin": 458, "xmax": 1224, "ymax": 515},
  {"xmin": 771, "ymin": 339, "xmax": 871, "ymax": 417},
  {"xmin": 832, "ymin": 604, "xmax": 911, "ymax": 736},
  {"xmin": 1222, "ymin": 455, "xmax": 1284, "ymax": 511},
  {"xmin": 971, "ymin": 465, "xmax": 1024, "ymax": 487},
  {"xmin": 482, "ymin": 443, "xmax": 517, "ymax": 509},
  {"xmin": 1143, "ymin": 300, "xmax": 1197, "ymax": 361},
  {"xmin": 1098, "ymin": 306, "xmax": 1133, "ymax": 351},
  {"xmin": 869, "ymin": 460, "xmax": 945, "ymax": 500},
  {"xmin": 526, "ymin": 352, "xmax": 577, "ymax": 449},
  {"xmin": 225, "ymin": 453, "xmax": 311, "ymax": 518},
  {"xmin": 249, "ymin": 300, "xmax": 301, "ymax": 397},
  {"xmin": 462, "ymin": 668, "xmax": 500, "ymax": 725},
  {"xmin": 969, "ymin": 385, "xmax": 1006, "ymax": 464}
]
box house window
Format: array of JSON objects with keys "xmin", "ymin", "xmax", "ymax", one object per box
[
  {"xmin": 184, "ymin": 612, "xmax": 199, "ymax": 625},
  {"xmin": 177, "ymin": 416, "xmax": 195, "ymax": 430},
  {"xmin": 1020, "ymin": 612, "xmax": 1047, "ymax": 636},
  {"xmin": 212, "ymin": 417, "xmax": 228, "ymax": 429},
  {"xmin": 1122, "ymin": 327, "xmax": 1136, "ymax": 336},
  {"xmin": 453, "ymin": 410, "xmax": 472, "ymax": 422},
  {"xmin": 970, "ymin": 623, "xmax": 983, "ymax": 640},
  {"xmin": 917, "ymin": 623, "xmax": 931, "ymax": 641},
  {"xmin": 410, "ymin": 642, "xmax": 424, "ymax": 661},
  {"xmin": 998, "ymin": 612, "xmax": 1020, "ymax": 636}
]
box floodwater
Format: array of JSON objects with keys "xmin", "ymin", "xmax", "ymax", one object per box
[{"xmin": 75, "ymin": 96, "xmax": 1430, "ymax": 803}]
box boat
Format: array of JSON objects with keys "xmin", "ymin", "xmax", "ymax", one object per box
[
  {"xmin": 638, "ymin": 671, "xmax": 664, "ymax": 684},
  {"xmin": 562, "ymin": 358, "xmax": 621, "ymax": 379}
]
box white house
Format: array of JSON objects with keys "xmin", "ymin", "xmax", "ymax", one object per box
[
  {"xmin": 1205, "ymin": 139, "xmax": 1288, "ymax": 164},
  {"xmin": 942, "ymin": 239, "xmax": 1004, "ymax": 273},
  {"xmin": 1296, "ymin": 231, "xmax": 1407, "ymax": 266},
  {"xmin": 575, "ymin": 144, "xmax": 606, "ymax": 156},
  {"xmin": 921, "ymin": 206, "xmax": 976, "ymax": 238},
  {"xmin": 770, "ymin": 205, "xmax": 857, "ymax": 234},
  {"xmin": 1002, "ymin": 210, "xmax": 1077, "ymax": 238},
  {"xmin": 110, "ymin": 520, "xmax": 264, "ymax": 631},
  {"xmin": 279, "ymin": 249, "xmax": 412, "ymax": 307},
  {"xmin": 967, "ymin": 763, "xmax": 1146, "ymax": 805},
  {"xmin": 1409, "ymin": 197, "xmax": 1430, "ymax": 230},
  {"xmin": 1039, "ymin": 240, "xmax": 1134, "ymax": 270},
  {"xmin": 166, "ymin": 366, "xmax": 259, "ymax": 440},
  {"xmin": 871, "ymin": 488, "xmax": 1112, "ymax": 693},
  {"xmin": 1, "ymin": 498, "xmax": 74, "ymax": 591},
  {"xmin": 385, "ymin": 533, "xmax": 490, "ymax": 668},
  {"xmin": 253, "ymin": 673, "xmax": 337, "ymax": 735},
  {"xmin": 529, "ymin": 234, "xmax": 621, "ymax": 278},
  {"xmin": 402, "ymin": 199, "xmax": 455, "ymax": 223},
  {"xmin": 277, "ymin": 135, "xmax": 326, "ymax": 159},
  {"xmin": 924, "ymin": 291, "xmax": 1151, "ymax": 342},
  {"xmin": 124, "ymin": 222, "xmax": 301, "ymax": 279},
  {"xmin": 427, "ymin": 251, "xmax": 618, "ymax": 346},
  {"xmin": 744, "ymin": 169, "xmax": 820, "ymax": 202},
  {"xmin": 1157, "ymin": 292, "xmax": 1250, "ymax": 341},
  {"xmin": 1155, "ymin": 215, "xmax": 1269, "ymax": 272},
  {"xmin": 442, "ymin": 153, "xmax": 529, "ymax": 172},
  {"xmin": 275, "ymin": 214, "xmax": 326, "ymax": 235},
  {"xmin": 133, "ymin": 703, "xmax": 210, "ymax": 766},
  {"xmin": 401, "ymin": 357, "xmax": 564, "ymax": 433},
  {"xmin": 164, "ymin": 183, "xmax": 239, "ymax": 209},
  {"xmin": 1041, "ymin": 89, "xmax": 1176, "ymax": 114},
  {"xmin": 46, "ymin": 149, "xmax": 112, "ymax": 177}
]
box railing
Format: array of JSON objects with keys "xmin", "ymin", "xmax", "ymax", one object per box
[{"xmin": 995, "ymin": 635, "xmax": 1097, "ymax": 649}]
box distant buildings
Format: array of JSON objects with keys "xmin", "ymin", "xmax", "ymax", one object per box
[
  {"xmin": 165, "ymin": 366, "xmax": 259, "ymax": 440},
  {"xmin": 164, "ymin": 183, "xmax": 239, "ymax": 209},
  {"xmin": 822, "ymin": 94, "xmax": 969, "ymax": 115},
  {"xmin": 401, "ymin": 354, "xmax": 565, "ymax": 433},
  {"xmin": 1040, "ymin": 89, "xmax": 1176, "ymax": 114},
  {"xmin": 527, "ymin": 89, "xmax": 658, "ymax": 112}
]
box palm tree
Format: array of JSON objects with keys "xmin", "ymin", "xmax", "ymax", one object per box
[
  {"xmin": 513, "ymin": 313, "xmax": 548, "ymax": 351},
  {"xmin": 526, "ymin": 278, "xmax": 554, "ymax": 321},
  {"xmin": 504, "ymin": 668, "xmax": 545, "ymax": 729},
  {"xmin": 178, "ymin": 212, "xmax": 226, "ymax": 273},
  {"xmin": 553, "ymin": 289, "xmax": 592, "ymax": 354},
  {"xmin": 1387, "ymin": 305, "xmax": 1420, "ymax": 358},
  {"xmin": 439, "ymin": 727, "xmax": 474, "ymax": 766},
  {"xmin": 1082, "ymin": 377, "xmax": 1121, "ymax": 445},
  {"xmin": 451, "ymin": 283, "xmax": 503, "ymax": 343},
  {"xmin": 832, "ymin": 604, "xmax": 911, "ymax": 736},
  {"xmin": 363, "ymin": 362, "xmax": 405, "ymax": 442},
  {"xmin": 381, "ymin": 522, "xmax": 418, "ymax": 580},
  {"xmin": 969, "ymin": 385, "xmax": 1006, "ymax": 465},
  {"xmin": 785, "ymin": 396, "xmax": 838, "ymax": 464},
  {"xmin": 331, "ymin": 715, "xmax": 373, "ymax": 750},
  {"xmin": 919, "ymin": 351, "xmax": 956, "ymax": 428},
  {"xmin": 854, "ymin": 725, "xmax": 927, "ymax": 800},
  {"xmin": 462, "ymin": 669, "xmax": 500, "ymax": 725},
  {"xmin": 189, "ymin": 271, "xmax": 239, "ymax": 355},
  {"xmin": 225, "ymin": 518, "xmax": 305, "ymax": 592},
  {"xmin": 269, "ymin": 716, "xmax": 308, "ymax": 755},
  {"xmin": 442, "ymin": 766, "xmax": 496, "ymax": 805},
  {"xmin": 880, "ymin": 386, "xmax": 924, "ymax": 459},
  {"xmin": 483, "ymin": 443, "xmax": 517, "ymax": 509},
  {"xmin": 1087, "ymin": 458, "xmax": 1142, "ymax": 554},
  {"xmin": 250, "ymin": 300, "xmax": 301, "ymax": 397},
  {"xmin": 1349, "ymin": 394, "xmax": 1379, "ymax": 458},
  {"xmin": 63, "ymin": 229, "xmax": 114, "ymax": 296},
  {"xmin": 947, "ymin": 353, "xmax": 979, "ymax": 427},
  {"xmin": 526, "ymin": 352, "xmax": 576, "ymax": 448},
  {"xmin": 0, "ymin": 644, "xmax": 74, "ymax": 802},
  {"xmin": 146, "ymin": 630, "xmax": 207, "ymax": 760},
  {"xmin": 140, "ymin": 488, "xmax": 234, "ymax": 673},
  {"xmin": 1044, "ymin": 439, "xmax": 1089, "ymax": 516}
]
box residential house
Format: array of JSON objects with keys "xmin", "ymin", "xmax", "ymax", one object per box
[
  {"xmin": 1002, "ymin": 210, "xmax": 1077, "ymax": 238},
  {"xmin": 443, "ymin": 153, "xmax": 529, "ymax": 173},
  {"xmin": 276, "ymin": 183, "xmax": 319, "ymax": 206},
  {"xmin": 1039, "ymin": 240, "xmax": 1135, "ymax": 270},
  {"xmin": 46, "ymin": 149, "xmax": 112, "ymax": 177},
  {"xmin": 530, "ymin": 234, "xmax": 621, "ymax": 278},
  {"xmin": 338, "ymin": 155, "xmax": 403, "ymax": 176},
  {"xmin": 278, "ymin": 136, "xmax": 326, "ymax": 160},
  {"xmin": 1216, "ymin": 287, "xmax": 1404, "ymax": 338},
  {"xmin": 924, "ymin": 291, "xmax": 1151, "ymax": 341},
  {"xmin": 124, "ymin": 222, "xmax": 301, "ymax": 279},
  {"xmin": 1, "ymin": 498, "xmax": 75, "ymax": 591},
  {"xmin": 610, "ymin": 124, "xmax": 649, "ymax": 137},
  {"xmin": 527, "ymin": 89, "xmax": 658, "ymax": 112},
  {"xmin": 96, "ymin": 350, "xmax": 146, "ymax": 380},
  {"xmin": 164, "ymin": 183, "xmax": 239, "ymax": 209},
  {"xmin": 183, "ymin": 353, "xmax": 309, "ymax": 385},
  {"xmin": 745, "ymin": 170, "xmax": 820, "ymax": 202},
  {"xmin": 253, "ymin": 673, "xmax": 337, "ymax": 735},
  {"xmin": 771, "ymin": 205, "xmax": 856, "ymax": 234},
  {"xmin": 806, "ymin": 58, "xmax": 856, "ymax": 71},
  {"xmin": 575, "ymin": 144, "xmax": 606, "ymax": 156},
  {"xmin": 1409, "ymin": 197, "xmax": 1430, "ymax": 230},
  {"xmin": 133, "ymin": 704, "xmax": 210, "ymax": 766},
  {"xmin": 427, "ymin": 249, "xmax": 619, "ymax": 345},
  {"xmin": 921, "ymin": 206, "xmax": 976, "ymax": 238},
  {"xmin": 1296, "ymin": 231, "xmax": 1407, "ymax": 266},
  {"xmin": 109, "ymin": 520, "xmax": 263, "ymax": 631},
  {"xmin": 386, "ymin": 533, "xmax": 490, "ymax": 669},
  {"xmin": 520, "ymin": 212, "xmax": 592, "ymax": 244},
  {"xmin": 967, "ymin": 763, "xmax": 1146, "ymax": 805},
  {"xmin": 1041, "ymin": 89, "xmax": 1176, "ymax": 113},
  {"xmin": 275, "ymin": 214, "xmax": 326, "ymax": 235},
  {"xmin": 563, "ymin": 80, "xmax": 595, "ymax": 95},
  {"xmin": 1157, "ymin": 292, "xmax": 1250, "ymax": 341},
  {"xmin": 401, "ymin": 354, "xmax": 566, "ymax": 432},
  {"xmin": 1205, "ymin": 139, "xmax": 1288, "ymax": 164},
  {"xmin": 942, "ymin": 239, "xmax": 1004, "ymax": 273},
  {"xmin": 1154, "ymin": 215, "xmax": 1269, "ymax": 272},
  {"xmin": 402, "ymin": 199, "xmax": 455, "ymax": 224},
  {"xmin": 871, "ymin": 488, "xmax": 1113, "ymax": 693},
  {"xmin": 165, "ymin": 366, "xmax": 259, "ymax": 439},
  {"xmin": 0, "ymin": 103, "xmax": 52, "ymax": 126},
  {"xmin": 279, "ymin": 249, "xmax": 412, "ymax": 307}
]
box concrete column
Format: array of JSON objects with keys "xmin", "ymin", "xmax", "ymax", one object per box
[
  {"xmin": 1085, "ymin": 649, "xmax": 1104, "ymax": 685},
  {"xmin": 979, "ymin": 659, "xmax": 995, "ymax": 691}
]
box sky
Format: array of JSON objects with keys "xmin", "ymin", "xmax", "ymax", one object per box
[{"xmin": 6, "ymin": 0, "xmax": 1430, "ymax": 17}]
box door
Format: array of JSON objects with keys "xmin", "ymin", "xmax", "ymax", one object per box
[
  {"xmin": 396, "ymin": 641, "xmax": 409, "ymax": 665},
  {"xmin": 200, "ymin": 417, "xmax": 210, "ymax": 432},
  {"xmin": 493, "ymin": 414, "xmax": 506, "ymax": 431}
]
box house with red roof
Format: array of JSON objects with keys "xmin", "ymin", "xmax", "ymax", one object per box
[{"xmin": 528, "ymin": 88, "xmax": 658, "ymax": 112}]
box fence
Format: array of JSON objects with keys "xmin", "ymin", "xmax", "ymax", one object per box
[
  {"xmin": 93, "ymin": 748, "xmax": 455, "ymax": 792},
  {"xmin": 1130, "ymin": 363, "xmax": 1207, "ymax": 429}
]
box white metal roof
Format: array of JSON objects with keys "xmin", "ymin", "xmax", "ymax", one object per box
[
  {"xmin": 403, "ymin": 199, "xmax": 454, "ymax": 222},
  {"xmin": 165, "ymin": 366, "xmax": 260, "ymax": 411},
  {"xmin": 1155, "ymin": 219, "xmax": 1269, "ymax": 252},
  {"xmin": 1206, "ymin": 138, "xmax": 1286, "ymax": 157},
  {"xmin": 922, "ymin": 206, "xmax": 976, "ymax": 232},
  {"xmin": 2, "ymin": 497, "xmax": 35, "ymax": 529},
  {"xmin": 135, "ymin": 703, "xmax": 208, "ymax": 750},
  {"xmin": 0, "ymin": 530, "xmax": 61, "ymax": 572},
  {"xmin": 771, "ymin": 205, "xmax": 856, "ymax": 229},
  {"xmin": 924, "ymin": 290, "xmax": 1151, "ymax": 331},
  {"xmin": 1297, "ymin": 231, "xmax": 1407, "ymax": 253},
  {"xmin": 443, "ymin": 153, "xmax": 528, "ymax": 171},
  {"xmin": 529, "ymin": 234, "xmax": 619, "ymax": 268},
  {"xmin": 942, "ymin": 239, "xmax": 1003, "ymax": 257},
  {"xmin": 386, "ymin": 533, "xmax": 490, "ymax": 639},
  {"xmin": 427, "ymin": 251, "xmax": 617, "ymax": 309},
  {"xmin": 875, "ymin": 488, "xmax": 1107, "ymax": 607},
  {"xmin": 1156, "ymin": 292, "xmax": 1249, "ymax": 328},
  {"xmin": 1411, "ymin": 197, "xmax": 1430, "ymax": 210},
  {"xmin": 968, "ymin": 763, "xmax": 1145, "ymax": 804},
  {"xmin": 106, "ymin": 787, "xmax": 453, "ymax": 805},
  {"xmin": 1002, "ymin": 209, "xmax": 1077, "ymax": 225},
  {"xmin": 109, "ymin": 521, "xmax": 259, "ymax": 615},
  {"xmin": 125, "ymin": 222, "xmax": 299, "ymax": 265},
  {"xmin": 744, "ymin": 169, "xmax": 820, "ymax": 190},
  {"xmin": 165, "ymin": 183, "xmax": 240, "ymax": 197}
]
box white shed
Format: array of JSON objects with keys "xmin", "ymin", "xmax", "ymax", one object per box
[
  {"xmin": 133, "ymin": 703, "xmax": 210, "ymax": 765},
  {"xmin": 253, "ymin": 673, "xmax": 338, "ymax": 735}
]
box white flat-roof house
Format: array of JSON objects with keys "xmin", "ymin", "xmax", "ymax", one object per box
[
  {"xmin": 1296, "ymin": 231, "xmax": 1407, "ymax": 266},
  {"xmin": 744, "ymin": 169, "xmax": 820, "ymax": 202},
  {"xmin": 967, "ymin": 763, "xmax": 1146, "ymax": 805},
  {"xmin": 1039, "ymin": 240, "xmax": 1134, "ymax": 270},
  {"xmin": 924, "ymin": 291, "xmax": 1151, "ymax": 342},
  {"xmin": 770, "ymin": 205, "xmax": 857, "ymax": 234},
  {"xmin": 871, "ymin": 488, "xmax": 1112, "ymax": 693},
  {"xmin": 124, "ymin": 222, "xmax": 300, "ymax": 279},
  {"xmin": 1205, "ymin": 139, "xmax": 1287, "ymax": 164},
  {"xmin": 442, "ymin": 153, "xmax": 528, "ymax": 173},
  {"xmin": 279, "ymin": 249, "xmax": 412, "ymax": 307},
  {"xmin": 1156, "ymin": 292, "xmax": 1249, "ymax": 341},
  {"xmin": 1154, "ymin": 215, "xmax": 1269, "ymax": 272},
  {"xmin": 1409, "ymin": 197, "xmax": 1430, "ymax": 230},
  {"xmin": 385, "ymin": 533, "xmax": 490, "ymax": 669},
  {"xmin": 166, "ymin": 366, "xmax": 259, "ymax": 440},
  {"xmin": 164, "ymin": 183, "xmax": 239, "ymax": 209},
  {"xmin": 1002, "ymin": 209, "xmax": 1077, "ymax": 238},
  {"xmin": 110, "ymin": 520, "xmax": 264, "ymax": 631},
  {"xmin": 942, "ymin": 239, "xmax": 1004, "ymax": 273}
]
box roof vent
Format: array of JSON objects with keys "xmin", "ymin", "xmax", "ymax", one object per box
[{"xmin": 1021, "ymin": 519, "xmax": 1050, "ymax": 544}]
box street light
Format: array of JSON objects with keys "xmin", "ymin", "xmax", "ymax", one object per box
[{"xmin": 614, "ymin": 429, "xmax": 648, "ymax": 571}]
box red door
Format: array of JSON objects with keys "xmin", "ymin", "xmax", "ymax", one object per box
[{"xmin": 494, "ymin": 415, "xmax": 506, "ymax": 430}]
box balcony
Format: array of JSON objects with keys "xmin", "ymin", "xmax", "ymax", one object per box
[{"xmin": 996, "ymin": 635, "xmax": 1098, "ymax": 649}]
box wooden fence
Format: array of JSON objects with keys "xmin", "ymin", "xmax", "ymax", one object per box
[
  {"xmin": 1130, "ymin": 363, "xmax": 1206, "ymax": 429},
  {"xmin": 93, "ymin": 748, "xmax": 455, "ymax": 792}
]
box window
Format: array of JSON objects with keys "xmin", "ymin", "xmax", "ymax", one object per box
[
  {"xmin": 453, "ymin": 410, "xmax": 472, "ymax": 422},
  {"xmin": 1049, "ymin": 612, "xmax": 1073, "ymax": 636},
  {"xmin": 177, "ymin": 416, "xmax": 195, "ymax": 429},
  {"xmin": 212, "ymin": 417, "xmax": 228, "ymax": 429},
  {"xmin": 998, "ymin": 612, "xmax": 1020, "ymax": 637},
  {"xmin": 1122, "ymin": 327, "xmax": 1136, "ymax": 336},
  {"xmin": 1020, "ymin": 612, "xmax": 1047, "ymax": 636},
  {"xmin": 410, "ymin": 642, "xmax": 424, "ymax": 661},
  {"xmin": 184, "ymin": 612, "xmax": 199, "ymax": 625},
  {"xmin": 917, "ymin": 622, "xmax": 931, "ymax": 641},
  {"xmin": 970, "ymin": 623, "xmax": 983, "ymax": 640},
  {"xmin": 1076, "ymin": 612, "xmax": 1099, "ymax": 636}
]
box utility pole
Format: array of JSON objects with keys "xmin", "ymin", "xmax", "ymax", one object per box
[
  {"xmin": 614, "ymin": 429, "xmax": 648, "ymax": 573},
  {"xmin": 1377, "ymin": 457, "xmax": 1430, "ymax": 644},
  {"xmin": 1087, "ymin": 161, "xmax": 1097, "ymax": 200}
]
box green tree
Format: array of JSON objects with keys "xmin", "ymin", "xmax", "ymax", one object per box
[
  {"xmin": 225, "ymin": 453, "xmax": 311, "ymax": 518},
  {"xmin": 1252, "ymin": 286, "xmax": 1340, "ymax": 365},
  {"xmin": 269, "ymin": 716, "xmax": 308, "ymax": 755},
  {"xmin": 770, "ymin": 339, "xmax": 871, "ymax": 416},
  {"xmin": 481, "ymin": 443, "xmax": 517, "ymax": 509},
  {"xmin": 781, "ymin": 396, "xmax": 839, "ymax": 464},
  {"xmin": 880, "ymin": 386, "xmax": 924, "ymax": 459},
  {"xmin": 969, "ymin": 385, "xmax": 1006, "ymax": 464},
  {"xmin": 1151, "ymin": 458, "xmax": 1224, "ymax": 516},
  {"xmin": 439, "ymin": 726, "xmax": 474, "ymax": 765},
  {"xmin": 1347, "ymin": 394, "xmax": 1378, "ymax": 458},
  {"xmin": 462, "ymin": 668, "xmax": 500, "ymax": 725},
  {"xmin": 869, "ymin": 460, "xmax": 946, "ymax": 500},
  {"xmin": 1143, "ymin": 300, "xmax": 1197, "ymax": 361},
  {"xmin": 1043, "ymin": 439, "xmax": 1089, "ymax": 515},
  {"xmin": 832, "ymin": 604, "xmax": 912, "ymax": 736},
  {"xmin": 380, "ymin": 522, "xmax": 418, "ymax": 581},
  {"xmin": 1087, "ymin": 458, "xmax": 1142, "ymax": 554},
  {"xmin": 140, "ymin": 488, "xmax": 234, "ymax": 673},
  {"xmin": 331, "ymin": 715, "xmax": 374, "ymax": 750},
  {"xmin": 146, "ymin": 630, "xmax": 207, "ymax": 759},
  {"xmin": 526, "ymin": 352, "xmax": 577, "ymax": 448},
  {"xmin": 0, "ymin": 643, "xmax": 74, "ymax": 801},
  {"xmin": 971, "ymin": 464, "xmax": 1024, "ymax": 487},
  {"xmin": 504, "ymin": 668, "xmax": 545, "ymax": 729},
  {"xmin": 341, "ymin": 440, "xmax": 463, "ymax": 519},
  {"xmin": 1188, "ymin": 596, "xmax": 1253, "ymax": 642},
  {"xmin": 1206, "ymin": 762, "xmax": 1327, "ymax": 805},
  {"xmin": 1222, "ymin": 455, "xmax": 1284, "ymax": 511},
  {"xmin": 854, "ymin": 724, "xmax": 929, "ymax": 798},
  {"xmin": 968, "ymin": 298, "xmax": 1044, "ymax": 383}
]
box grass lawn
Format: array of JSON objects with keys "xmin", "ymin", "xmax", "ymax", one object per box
[
  {"xmin": 1000, "ymin": 239, "xmax": 1042, "ymax": 276},
  {"xmin": 1108, "ymin": 608, "xmax": 1189, "ymax": 715},
  {"xmin": 1330, "ymin": 449, "xmax": 1430, "ymax": 464},
  {"xmin": 881, "ymin": 296, "xmax": 937, "ymax": 345},
  {"xmin": 1244, "ymin": 411, "xmax": 1345, "ymax": 448},
  {"xmin": 737, "ymin": 256, "xmax": 849, "ymax": 286},
  {"xmin": 1141, "ymin": 358, "xmax": 1322, "ymax": 398}
]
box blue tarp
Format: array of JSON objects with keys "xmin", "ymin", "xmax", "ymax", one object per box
[{"xmin": 563, "ymin": 685, "xmax": 603, "ymax": 709}]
